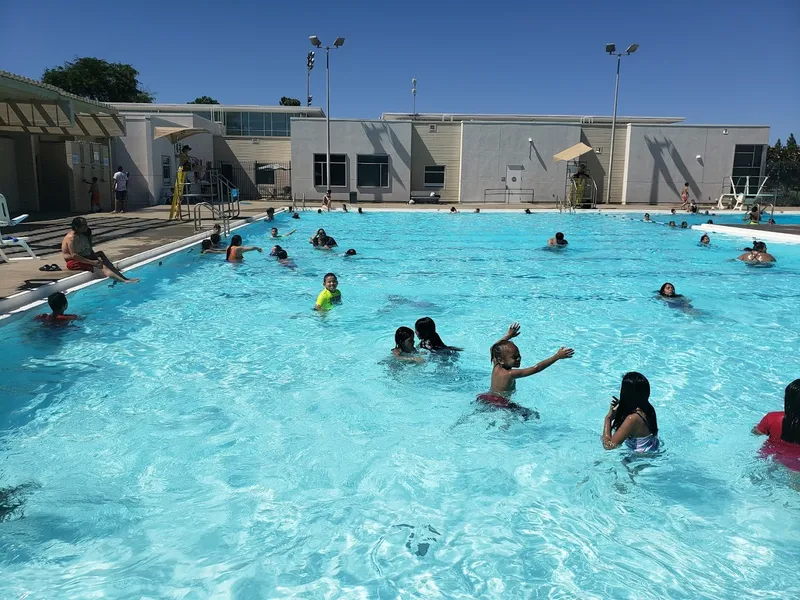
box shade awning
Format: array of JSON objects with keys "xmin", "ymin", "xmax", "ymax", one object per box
[
  {"xmin": 553, "ymin": 142, "xmax": 593, "ymax": 162},
  {"xmin": 153, "ymin": 127, "xmax": 209, "ymax": 144}
]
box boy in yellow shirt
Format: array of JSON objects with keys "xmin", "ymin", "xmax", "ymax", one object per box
[{"xmin": 315, "ymin": 273, "xmax": 341, "ymax": 311}]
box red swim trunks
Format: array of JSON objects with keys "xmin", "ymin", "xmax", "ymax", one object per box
[
  {"xmin": 476, "ymin": 393, "xmax": 510, "ymax": 408},
  {"xmin": 66, "ymin": 259, "xmax": 95, "ymax": 272}
]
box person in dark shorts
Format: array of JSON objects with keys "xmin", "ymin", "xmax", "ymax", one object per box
[{"xmin": 112, "ymin": 166, "xmax": 128, "ymax": 213}]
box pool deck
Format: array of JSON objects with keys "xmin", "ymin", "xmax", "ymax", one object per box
[{"xmin": 2, "ymin": 201, "xmax": 799, "ymax": 319}]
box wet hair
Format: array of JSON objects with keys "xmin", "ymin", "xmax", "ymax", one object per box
[
  {"xmin": 318, "ymin": 235, "xmax": 331, "ymax": 246},
  {"xmin": 210, "ymin": 233, "xmax": 221, "ymax": 244},
  {"xmin": 213, "ymin": 224, "xmax": 221, "ymax": 231},
  {"xmin": 680, "ymin": 221, "xmax": 688, "ymax": 228},
  {"xmin": 700, "ymin": 234, "xmax": 710, "ymax": 243},
  {"xmin": 490, "ymin": 340, "xmax": 517, "ymax": 365},
  {"xmin": 358, "ymin": 207, "xmax": 363, "ymax": 213},
  {"xmin": 266, "ymin": 207, "xmax": 275, "ymax": 215},
  {"xmin": 781, "ymin": 379, "xmax": 800, "ymax": 444},
  {"xmin": 315, "ymin": 229, "xmax": 326, "ymax": 238},
  {"xmin": 345, "ymin": 248, "xmax": 357, "ymax": 256},
  {"xmin": 474, "ymin": 208, "xmax": 480, "ymax": 213},
  {"xmin": 415, "ymin": 317, "xmax": 448, "ymax": 350},
  {"xmin": 449, "ymin": 206, "xmax": 457, "ymax": 213},
  {"xmin": 659, "ymin": 282, "xmax": 677, "ymax": 297},
  {"xmin": 644, "ymin": 213, "xmax": 650, "ymax": 218},
  {"xmin": 292, "ymin": 213, "xmax": 300, "ymax": 219},
  {"xmin": 394, "ymin": 326, "xmax": 415, "ymax": 349},
  {"xmin": 323, "ymin": 272, "xmax": 337, "ymax": 283},
  {"xmin": 684, "ymin": 182, "xmax": 689, "ymax": 187},
  {"xmin": 317, "ymin": 209, "xmax": 323, "ymax": 214},
  {"xmin": 230, "ymin": 234, "xmax": 242, "ymax": 247},
  {"xmin": 612, "ymin": 372, "xmax": 658, "ymax": 436},
  {"xmin": 670, "ymin": 209, "xmax": 676, "ymax": 214},
  {"xmin": 707, "ymin": 219, "xmax": 714, "ymax": 224},
  {"xmin": 47, "ymin": 292, "xmax": 67, "ymax": 314},
  {"xmin": 271, "ymin": 227, "xmax": 278, "ymax": 232},
  {"xmin": 201, "ymin": 239, "xmax": 212, "ymax": 251},
  {"xmin": 524, "ymin": 208, "xmax": 531, "ymax": 214},
  {"xmin": 70, "ymin": 216, "xmax": 87, "ymax": 232},
  {"xmin": 753, "ymin": 241, "xmax": 767, "ymax": 252},
  {"xmin": 276, "ymin": 249, "xmax": 288, "ymax": 260},
  {"xmin": 555, "ymin": 232, "xmax": 565, "ymax": 241}
]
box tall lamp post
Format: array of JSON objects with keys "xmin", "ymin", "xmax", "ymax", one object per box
[
  {"xmin": 306, "ymin": 51, "xmax": 315, "ymax": 107},
  {"xmin": 310, "ymin": 35, "xmax": 345, "ymax": 194},
  {"xmin": 604, "ymin": 42, "xmax": 638, "ymax": 204},
  {"xmin": 412, "ymin": 78, "xmax": 417, "ymax": 117}
]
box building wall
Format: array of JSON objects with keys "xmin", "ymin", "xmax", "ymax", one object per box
[
  {"xmin": 112, "ymin": 114, "xmax": 153, "ymax": 207},
  {"xmin": 214, "ymin": 137, "xmax": 292, "ymax": 164},
  {"xmin": 291, "ymin": 119, "xmax": 413, "ymax": 203},
  {"xmin": 580, "ymin": 124, "xmax": 629, "ymax": 204},
  {"xmin": 410, "ymin": 122, "xmax": 462, "ymax": 203},
  {"xmin": 623, "ymin": 125, "xmax": 770, "ymax": 205},
  {"xmin": 15, "ymin": 135, "xmax": 39, "ymax": 213},
  {"xmin": 459, "ymin": 123, "xmax": 581, "ymax": 203},
  {"xmin": 0, "ymin": 137, "xmax": 19, "ymax": 212}
]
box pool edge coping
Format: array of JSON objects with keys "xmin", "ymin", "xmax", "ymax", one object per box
[{"xmin": 693, "ymin": 223, "xmax": 800, "ymax": 245}]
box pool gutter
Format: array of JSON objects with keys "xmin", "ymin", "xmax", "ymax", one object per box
[{"xmin": 693, "ymin": 223, "xmax": 800, "ymax": 245}]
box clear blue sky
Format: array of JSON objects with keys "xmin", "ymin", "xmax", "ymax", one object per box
[{"xmin": 1, "ymin": 0, "xmax": 797, "ymax": 140}]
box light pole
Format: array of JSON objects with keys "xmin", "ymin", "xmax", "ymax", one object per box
[
  {"xmin": 412, "ymin": 78, "xmax": 417, "ymax": 117},
  {"xmin": 604, "ymin": 42, "xmax": 638, "ymax": 204},
  {"xmin": 310, "ymin": 35, "xmax": 345, "ymax": 194},
  {"xmin": 306, "ymin": 51, "xmax": 315, "ymax": 107}
]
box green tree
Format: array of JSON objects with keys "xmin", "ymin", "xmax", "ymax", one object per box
[
  {"xmin": 766, "ymin": 133, "xmax": 800, "ymax": 204},
  {"xmin": 188, "ymin": 96, "xmax": 219, "ymax": 104},
  {"xmin": 42, "ymin": 57, "xmax": 154, "ymax": 103},
  {"xmin": 279, "ymin": 97, "xmax": 301, "ymax": 106}
]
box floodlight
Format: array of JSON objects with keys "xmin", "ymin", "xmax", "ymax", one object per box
[
  {"xmin": 605, "ymin": 43, "xmax": 616, "ymax": 54},
  {"xmin": 334, "ymin": 37, "xmax": 345, "ymax": 48},
  {"xmin": 626, "ymin": 43, "xmax": 639, "ymax": 54},
  {"xmin": 309, "ymin": 36, "xmax": 322, "ymax": 47}
]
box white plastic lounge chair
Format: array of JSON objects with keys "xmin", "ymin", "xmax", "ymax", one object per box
[{"xmin": 0, "ymin": 193, "xmax": 38, "ymax": 262}]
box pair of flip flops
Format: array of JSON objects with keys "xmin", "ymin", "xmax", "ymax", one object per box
[{"xmin": 39, "ymin": 264, "xmax": 62, "ymax": 272}]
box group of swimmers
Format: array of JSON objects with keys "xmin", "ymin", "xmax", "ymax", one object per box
[{"xmin": 37, "ymin": 205, "xmax": 799, "ymax": 470}]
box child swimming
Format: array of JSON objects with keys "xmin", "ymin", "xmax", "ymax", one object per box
[
  {"xmin": 34, "ymin": 292, "xmax": 80, "ymax": 323},
  {"xmin": 392, "ymin": 326, "xmax": 423, "ymax": 363},
  {"xmin": 315, "ymin": 273, "xmax": 342, "ymax": 311},
  {"xmin": 275, "ymin": 249, "xmax": 296, "ymax": 269},
  {"xmin": 201, "ymin": 239, "xmax": 226, "ymax": 255},
  {"xmin": 226, "ymin": 234, "xmax": 262, "ymax": 262},
  {"xmin": 478, "ymin": 322, "xmax": 573, "ymax": 407},
  {"xmin": 415, "ymin": 317, "xmax": 463, "ymax": 352}
]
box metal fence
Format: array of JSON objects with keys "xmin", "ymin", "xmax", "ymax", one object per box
[{"xmin": 214, "ymin": 161, "xmax": 292, "ymax": 201}]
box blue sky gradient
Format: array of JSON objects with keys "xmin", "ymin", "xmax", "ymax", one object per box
[{"xmin": 1, "ymin": 0, "xmax": 797, "ymax": 140}]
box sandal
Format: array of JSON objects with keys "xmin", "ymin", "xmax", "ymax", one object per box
[
  {"xmin": 49, "ymin": 264, "xmax": 62, "ymax": 271},
  {"xmin": 39, "ymin": 264, "xmax": 52, "ymax": 272}
]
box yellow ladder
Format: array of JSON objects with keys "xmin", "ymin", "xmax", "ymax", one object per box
[{"xmin": 169, "ymin": 168, "xmax": 186, "ymax": 220}]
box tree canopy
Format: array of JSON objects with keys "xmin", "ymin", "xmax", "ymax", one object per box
[
  {"xmin": 279, "ymin": 97, "xmax": 301, "ymax": 106},
  {"xmin": 766, "ymin": 133, "xmax": 800, "ymax": 202},
  {"xmin": 188, "ymin": 96, "xmax": 219, "ymax": 104},
  {"xmin": 42, "ymin": 57, "xmax": 154, "ymax": 103}
]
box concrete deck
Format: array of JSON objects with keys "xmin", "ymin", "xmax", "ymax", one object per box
[{"xmin": 694, "ymin": 222, "xmax": 800, "ymax": 244}]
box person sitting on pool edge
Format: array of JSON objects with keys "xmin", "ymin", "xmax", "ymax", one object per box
[
  {"xmin": 602, "ymin": 372, "xmax": 660, "ymax": 452},
  {"xmin": 699, "ymin": 234, "xmax": 711, "ymax": 246},
  {"xmin": 226, "ymin": 234, "xmax": 262, "ymax": 262},
  {"xmin": 34, "ymin": 292, "xmax": 80, "ymax": 323},
  {"xmin": 392, "ymin": 326, "xmax": 423, "ymax": 363},
  {"xmin": 477, "ymin": 322, "xmax": 573, "ymax": 417},
  {"xmin": 738, "ymin": 241, "xmax": 776, "ymax": 265},
  {"xmin": 315, "ymin": 273, "xmax": 341, "ymax": 311},
  {"xmin": 547, "ymin": 232, "xmax": 568, "ymax": 247},
  {"xmin": 753, "ymin": 379, "xmax": 800, "ymax": 472},
  {"xmin": 61, "ymin": 217, "xmax": 139, "ymax": 284},
  {"xmin": 415, "ymin": 317, "xmax": 463, "ymax": 353},
  {"xmin": 201, "ymin": 239, "xmax": 226, "ymax": 255}
]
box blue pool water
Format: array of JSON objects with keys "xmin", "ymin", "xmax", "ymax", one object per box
[{"xmin": 1, "ymin": 212, "xmax": 799, "ymax": 598}]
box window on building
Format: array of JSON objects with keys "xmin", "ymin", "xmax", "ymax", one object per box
[
  {"xmin": 272, "ymin": 113, "xmax": 289, "ymax": 136},
  {"xmin": 255, "ymin": 163, "xmax": 276, "ymax": 185},
  {"xmin": 732, "ymin": 144, "xmax": 765, "ymax": 191},
  {"xmin": 193, "ymin": 111, "xmax": 211, "ymax": 121},
  {"xmin": 161, "ymin": 156, "xmax": 171, "ymax": 184},
  {"xmin": 357, "ymin": 154, "xmax": 389, "ymax": 188},
  {"xmin": 314, "ymin": 154, "xmax": 347, "ymax": 187},
  {"xmin": 424, "ymin": 165, "xmax": 446, "ymax": 188},
  {"xmin": 249, "ymin": 112, "xmax": 265, "ymax": 136},
  {"xmin": 225, "ymin": 111, "xmax": 242, "ymax": 135}
]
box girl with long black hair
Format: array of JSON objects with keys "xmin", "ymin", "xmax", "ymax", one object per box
[
  {"xmin": 414, "ymin": 317, "xmax": 463, "ymax": 353},
  {"xmin": 602, "ymin": 372, "xmax": 660, "ymax": 452}
]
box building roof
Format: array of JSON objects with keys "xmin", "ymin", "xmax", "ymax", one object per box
[
  {"xmin": 380, "ymin": 112, "xmax": 685, "ymax": 125},
  {"xmin": 0, "ymin": 69, "xmax": 118, "ymax": 114},
  {"xmin": 114, "ymin": 102, "xmax": 325, "ymax": 117}
]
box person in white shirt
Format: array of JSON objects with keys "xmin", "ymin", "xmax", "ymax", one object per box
[{"xmin": 112, "ymin": 166, "xmax": 128, "ymax": 213}]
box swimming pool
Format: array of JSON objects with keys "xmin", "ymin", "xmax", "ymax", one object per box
[{"xmin": 1, "ymin": 212, "xmax": 799, "ymax": 598}]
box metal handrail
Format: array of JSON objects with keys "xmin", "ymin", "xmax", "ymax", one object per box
[{"xmin": 193, "ymin": 202, "xmax": 223, "ymax": 232}]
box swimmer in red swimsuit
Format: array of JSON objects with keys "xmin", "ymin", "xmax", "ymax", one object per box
[
  {"xmin": 476, "ymin": 322, "xmax": 574, "ymax": 418},
  {"xmin": 33, "ymin": 292, "xmax": 80, "ymax": 324}
]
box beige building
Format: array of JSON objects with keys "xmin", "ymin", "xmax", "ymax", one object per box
[{"xmin": 0, "ymin": 70, "xmax": 125, "ymax": 214}]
